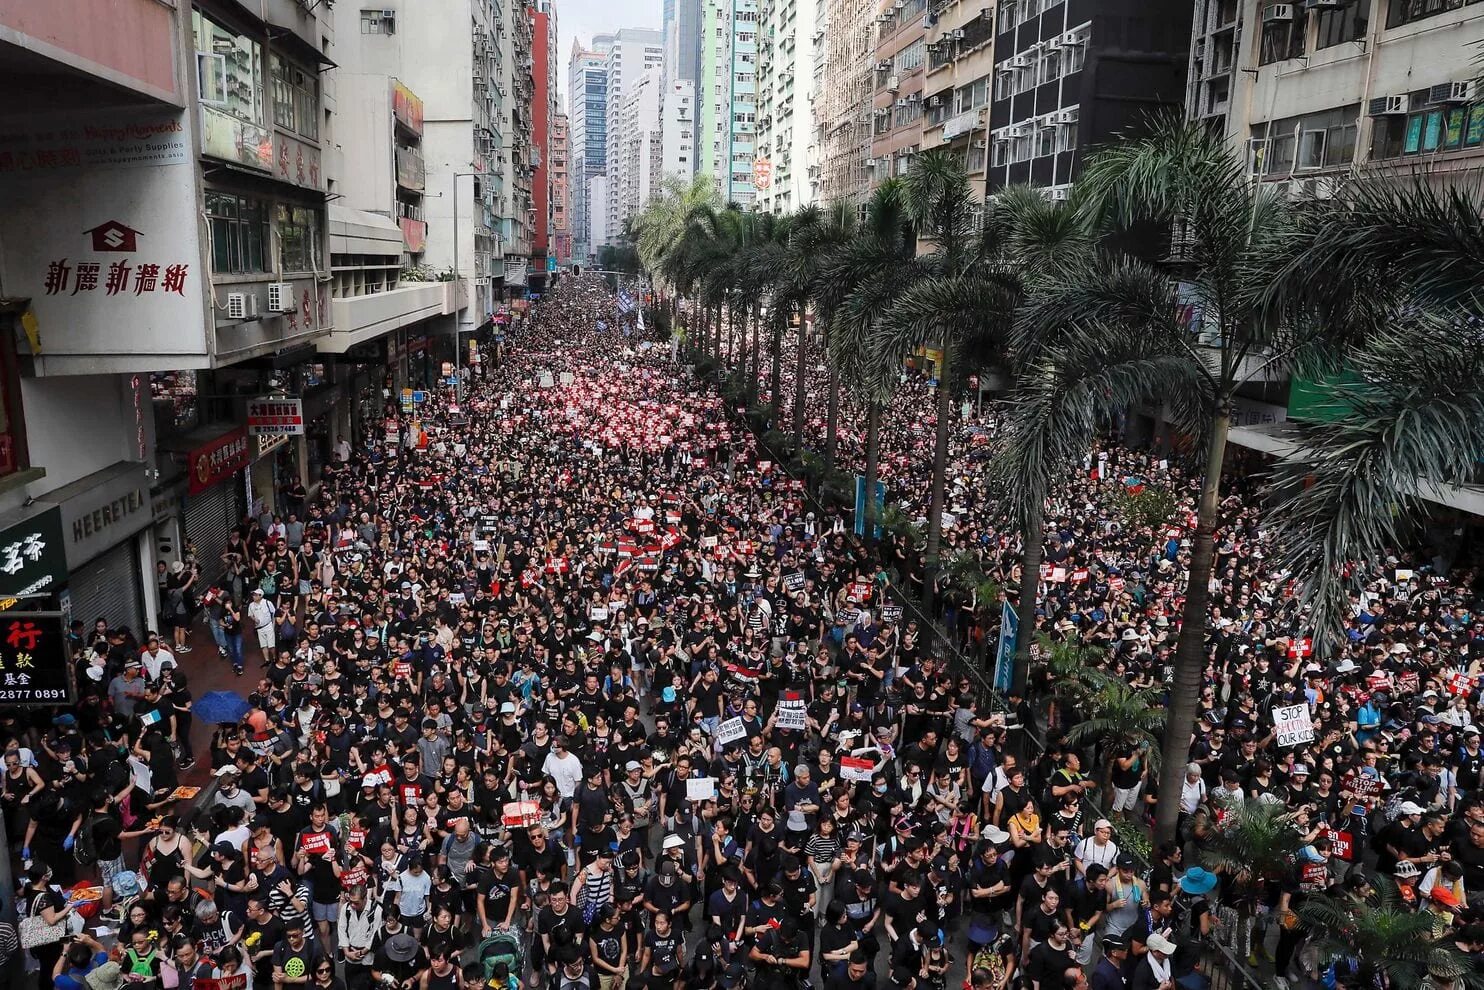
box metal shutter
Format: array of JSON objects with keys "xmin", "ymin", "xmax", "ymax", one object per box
[
  {"xmin": 183, "ymin": 483, "xmax": 240, "ymax": 586},
  {"xmin": 67, "ymin": 541, "xmax": 145, "ymax": 639}
]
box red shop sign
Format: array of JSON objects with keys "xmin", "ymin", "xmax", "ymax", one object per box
[{"xmin": 187, "ymin": 426, "xmax": 250, "ymax": 494}]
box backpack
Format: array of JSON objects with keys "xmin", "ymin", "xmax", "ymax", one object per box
[{"xmin": 73, "ymin": 813, "xmax": 99, "ymax": 869}]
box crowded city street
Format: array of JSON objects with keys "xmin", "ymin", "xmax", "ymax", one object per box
[{"xmin": 7, "ymin": 268, "xmax": 1482, "ymax": 990}]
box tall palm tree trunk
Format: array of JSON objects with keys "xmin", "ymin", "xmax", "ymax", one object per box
[
  {"xmin": 749, "ymin": 304, "xmax": 762, "ymax": 409},
  {"xmin": 769, "ymin": 309, "xmax": 784, "ymax": 430},
  {"xmin": 923, "ymin": 342, "xmax": 952, "ymax": 613},
  {"xmin": 863, "ymin": 401, "xmax": 881, "ymax": 540},
  {"xmin": 1154, "ymin": 405, "xmax": 1231, "ymax": 844},
  {"xmin": 791, "ymin": 305, "xmax": 808, "ymax": 450},
  {"xmin": 826, "ymin": 365, "xmax": 840, "ymax": 471},
  {"xmin": 1012, "ymin": 513, "xmax": 1043, "ymax": 694}
]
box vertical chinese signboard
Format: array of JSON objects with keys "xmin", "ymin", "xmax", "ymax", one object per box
[
  {"xmin": 0, "ymin": 508, "xmax": 68, "ymax": 599},
  {"xmin": 0, "ymin": 612, "xmax": 72, "ymax": 707}
]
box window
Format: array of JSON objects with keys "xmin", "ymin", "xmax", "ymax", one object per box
[
  {"xmin": 1038, "ymin": 49, "xmax": 1061, "ymax": 85},
  {"xmin": 896, "ymin": 39, "xmax": 926, "ymax": 72},
  {"xmin": 1259, "ymin": 9, "xmax": 1308, "ymax": 65},
  {"xmin": 1316, "ymin": 0, "xmax": 1369, "ymax": 47},
  {"xmin": 272, "ymin": 56, "xmax": 319, "ymax": 140},
  {"xmin": 359, "ymin": 9, "xmax": 393, "ymax": 33},
  {"xmin": 997, "ymin": 1, "xmax": 1016, "ymax": 33},
  {"xmin": 206, "ymin": 191, "xmax": 270, "ymax": 274},
  {"xmin": 1249, "ymin": 105, "xmax": 1358, "ymax": 175},
  {"xmin": 276, "ymin": 205, "xmax": 319, "ymax": 273},
  {"xmin": 1064, "ymin": 39, "xmax": 1085, "ymax": 73},
  {"xmin": 994, "ymin": 69, "xmax": 1014, "ymax": 101},
  {"xmin": 1387, "ymin": 0, "xmax": 1481, "ymax": 28},
  {"xmin": 192, "ymin": 11, "xmax": 264, "ymax": 125},
  {"xmin": 1036, "ymin": 125, "xmax": 1056, "ymax": 157}
]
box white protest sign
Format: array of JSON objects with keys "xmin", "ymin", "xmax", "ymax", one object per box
[
  {"xmin": 686, "ymin": 777, "xmax": 716, "ymax": 801},
  {"xmin": 776, "ymin": 701, "xmax": 806, "ymax": 731},
  {"xmin": 716, "ymin": 717, "xmax": 748, "ymax": 745},
  {"xmin": 1273, "ymin": 704, "xmax": 1315, "ymax": 747}
]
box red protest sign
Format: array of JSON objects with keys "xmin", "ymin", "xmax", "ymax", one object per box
[
  {"xmin": 299, "ymin": 830, "xmax": 334, "ymax": 857},
  {"xmin": 1325, "ymin": 829, "xmax": 1354, "ymax": 862}
]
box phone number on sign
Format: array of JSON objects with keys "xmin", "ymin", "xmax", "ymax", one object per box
[{"xmin": 0, "ymin": 689, "xmax": 65, "ymax": 701}]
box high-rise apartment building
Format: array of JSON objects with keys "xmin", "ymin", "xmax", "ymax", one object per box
[
  {"xmin": 531, "ymin": 0, "xmax": 558, "ymax": 291},
  {"xmin": 869, "ymin": 0, "xmax": 929, "ymax": 186},
  {"xmin": 820, "ymin": 0, "xmax": 876, "ymax": 204},
  {"xmin": 663, "ymin": 79, "xmax": 699, "ymax": 177},
  {"xmin": 919, "ymin": 0, "xmax": 994, "ymax": 198},
  {"xmin": 552, "ymin": 113, "xmax": 573, "ymax": 265},
  {"xmin": 727, "ymin": 0, "xmax": 762, "ymax": 205},
  {"xmin": 616, "ymin": 68, "xmax": 667, "ymax": 228},
  {"xmin": 986, "ymin": 0, "xmax": 1188, "ymax": 194},
  {"xmin": 1188, "ymin": 0, "xmax": 1484, "ymax": 203},
  {"xmin": 755, "ymin": 0, "xmax": 819, "ymax": 212},
  {"xmin": 604, "ymin": 28, "xmax": 665, "ymax": 244},
  {"xmin": 698, "ymin": 0, "xmax": 733, "ymax": 191},
  {"xmin": 569, "ymin": 37, "xmax": 614, "ymax": 263}
]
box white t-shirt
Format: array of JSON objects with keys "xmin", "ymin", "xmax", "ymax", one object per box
[{"xmin": 543, "ymin": 750, "xmax": 586, "ymax": 798}]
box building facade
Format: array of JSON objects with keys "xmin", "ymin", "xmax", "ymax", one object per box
[
  {"xmin": 919, "ymin": 0, "xmax": 994, "ymax": 198},
  {"xmin": 869, "ymin": 0, "xmax": 929, "ymax": 186},
  {"xmin": 662, "ymin": 78, "xmax": 699, "ymax": 178},
  {"xmin": 552, "ymin": 113, "xmax": 573, "ymax": 265},
  {"xmin": 986, "ymin": 0, "xmax": 1189, "ymax": 194},
  {"xmin": 531, "ymin": 1, "xmax": 558, "ymax": 291},
  {"xmin": 569, "ymin": 38, "xmax": 614, "ymax": 264},
  {"xmin": 755, "ymin": 0, "xmax": 819, "ymax": 212},
  {"xmin": 616, "ymin": 68, "xmax": 666, "ymax": 229},
  {"xmin": 820, "ymin": 0, "xmax": 876, "ymax": 204},
  {"xmin": 603, "ymin": 28, "xmax": 665, "ymax": 244}
]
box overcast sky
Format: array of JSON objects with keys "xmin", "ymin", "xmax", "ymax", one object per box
[{"xmin": 555, "ymin": 0, "xmax": 662, "ymax": 111}]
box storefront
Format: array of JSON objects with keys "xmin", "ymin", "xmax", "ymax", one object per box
[
  {"xmin": 46, "ymin": 462, "xmax": 153, "ymax": 639},
  {"xmin": 182, "ymin": 426, "xmax": 250, "ymax": 585},
  {"xmin": 0, "ymin": 504, "xmax": 69, "ymax": 604}
]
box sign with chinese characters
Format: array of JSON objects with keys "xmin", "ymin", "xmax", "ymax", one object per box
[
  {"xmin": 187, "ymin": 427, "xmax": 251, "ymax": 494},
  {"xmin": 200, "ymin": 105, "xmax": 273, "ymax": 172},
  {"xmin": 0, "ymin": 108, "xmax": 207, "ymax": 374},
  {"xmin": 0, "ymin": 509, "xmax": 67, "ymax": 599},
  {"xmin": 273, "ymin": 131, "xmax": 324, "ymax": 192},
  {"xmin": 246, "ymin": 397, "xmax": 305, "ymax": 436},
  {"xmin": 752, "ymin": 157, "xmax": 773, "ymax": 190},
  {"xmin": 0, "ymin": 612, "xmax": 71, "ymax": 707}
]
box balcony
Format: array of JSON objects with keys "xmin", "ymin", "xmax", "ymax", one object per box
[{"xmin": 320, "ymin": 281, "xmax": 468, "ymax": 353}]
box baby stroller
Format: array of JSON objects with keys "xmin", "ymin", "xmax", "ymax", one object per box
[{"xmin": 477, "ymin": 929, "xmax": 525, "ymax": 983}]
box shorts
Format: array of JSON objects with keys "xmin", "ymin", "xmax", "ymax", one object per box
[
  {"xmin": 312, "ymin": 900, "xmax": 338, "ymax": 922},
  {"xmin": 99, "ymin": 855, "xmax": 125, "ymax": 885},
  {"xmin": 1112, "ymin": 782, "xmax": 1143, "ymax": 813},
  {"xmin": 255, "ymin": 625, "xmax": 276, "ymax": 649}
]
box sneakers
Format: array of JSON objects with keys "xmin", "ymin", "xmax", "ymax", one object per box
[
  {"xmin": 218, "ymin": 646, "xmax": 227, "ymax": 658},
  {"xmin": 179, "ymin": 757, "xmax": 196, "ymax": 771},
  {"xmin": 234, "ymin": 667, "xmax": 244, "ymax": 676},
  {"xmin": 177, "ymin": 645, "xmax": 193, "ymax": 653}
]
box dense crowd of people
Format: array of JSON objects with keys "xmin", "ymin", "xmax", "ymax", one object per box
[{"xmin": 5, "ymin": 274, "xmax": 1483, "ymax": 990}]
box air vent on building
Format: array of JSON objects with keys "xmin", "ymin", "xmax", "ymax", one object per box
[
  {"xmin": 1366, "ymin": 95, "xmax": 1410, "ymax": 116},
  {"xmin": 1262, "ymin": 4, "xmax": 1295, "ymax": 21},
  {"xmin": 267, "ymin": 283, "xmax": 297, "ymax": 313},
  {"xmin": 226, "ymin": 293, "xmax": 246, "ymax": 320}
]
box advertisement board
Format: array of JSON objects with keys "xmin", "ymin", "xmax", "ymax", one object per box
[
  {"xmin": 392, "ymin": 80, "xmax": 425, "ymax": 135},
  {"xmin": 0, "ymin": 108, "xmax": 208, "ymax": 374},
  {"xmin": 187, "ymin": 428, "xmax": 251, "ymax": 494},
  {"xmin": 247, "ymin": 397, "xmax": 306, "ymax": 436},
  {"xmin": 0, "ymin": 612, "xmax": 72, "ymax": 707},
  {"xmin": 0, "ymin": 509, "xmax": 67, "ymax": 599}
]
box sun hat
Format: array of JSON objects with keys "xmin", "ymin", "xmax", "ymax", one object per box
[
  {"xmin": 1179, "ymin": 867, "xmax": 1218, "ymax": 896},
  {"xmin": 384, "ymin": 932, "xmax": 420, "ymax": 962},
  {"xmin": 1146, "ymin": 932, "xmax": 1178, "ymax": 955}
]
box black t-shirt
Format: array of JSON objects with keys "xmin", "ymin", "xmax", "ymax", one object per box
[{"xmin": 642, "ymin": 927, "xmax": 681, "ymax": 974}]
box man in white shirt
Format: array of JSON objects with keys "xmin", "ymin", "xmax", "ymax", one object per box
[
  {"xmin": 542, "ymin": 735, "xmax": 585, "ymax": 798},
  {"xmin": 334, "ymin": 434, "xmax": 352, "ymax": 463},
  {"xmin": 140, "ymin": 635, "xmax": 178, "ymax": 682},
  {"xmin": 246, "ymin": 588, "xmax": 278, "ymax": 664}
]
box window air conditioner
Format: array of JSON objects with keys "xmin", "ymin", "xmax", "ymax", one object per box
[
  {"xmin": 888, "ymin": 75, "xmax": 901, "ymax": 90},
  {"xmin": 226, "ymin": 293, "xmax": 247, "ymax": 320},
  {"xmin": 1366, "ymin": 94, "xmax": 1410, "ymax": 116},
  {"xmin": 1262, "ymin": 4, "xmax": 1295, "ymax": 21},
  {"xmin": 1302, "ymin": 0, "xmax": 1346, "ymax": 8},
  {"xmin": 1047, "ymin": 186, "xmax": 1070, "ymax": 201},
  {"xmin": 1010, "ymin": 53, "xmax": 1032, "ymax": 67},
  {"xmin": 1053, "ymin": 107, "xmax": 1078, "ymax": 124},
  {"xmin": 267, "ymin": 283, "xmax": 297, "ymax": 313},
  {"xmin": 950, "ymin": 28, "xmax": 965, "ymax": 39},
  {"xmin": 1429, "ymin": 81, "xmax": 1475, "ymax": 104},
  {"xmin": 896, "ymin": 98, "xmax": 908, "ymax": 107},
  {"xmin": 381, "ymin": 8, "xmax": 395, "ymax": 17}
]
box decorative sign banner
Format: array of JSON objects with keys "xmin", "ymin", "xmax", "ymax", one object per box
[
  {"xmin": 685, "ymin": 777, "xmax": 716, "ymax": 801},
  {"xmin": 1273, "ymin": 704, "xmax": 1314, "ymax": 747},
  {"xmin": 840, "ymin": 756, "xmax": 876, "ymax": 782},
  {"xmin": 0, "ymin": 612, "xmax": 72, "ymax": 706},
  {"xmin": 247, "ymin": 397, "xmax": 305, "ymax": 436},
  {"xmin": 783, "ymin": 572, "xmax": 806, "ymax": 593}
]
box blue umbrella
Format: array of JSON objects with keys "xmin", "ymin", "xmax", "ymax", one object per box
[{"xmin": 195, "ymin": 690, "xmax": 251, "ymax": 725}]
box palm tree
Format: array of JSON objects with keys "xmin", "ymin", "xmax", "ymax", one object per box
[
  {"xmin": 633, "ymin": 174, "xmax": 722, "ymax": 310},
  {"xmin": 823, "ymin": 180, "xmax": 923, "ymax": 537},
  {"xmin": 1296, "ymin": 874, "xmax": 1480, "ymax": 989},
  {"xmin": 1199, "ymin": 800, "xmax": 1306, "ymax": 893},
  {"xmin": 1261, "ymin": 181, "xmax": 1484, "ymax": 651},
  {"xmin": 992, "ymin": 118, "xmax": 1351, "ymax": 844},
  {"xmin": 1062, "ymin": 671, "xmax": 1165, "ymax": 789}
]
